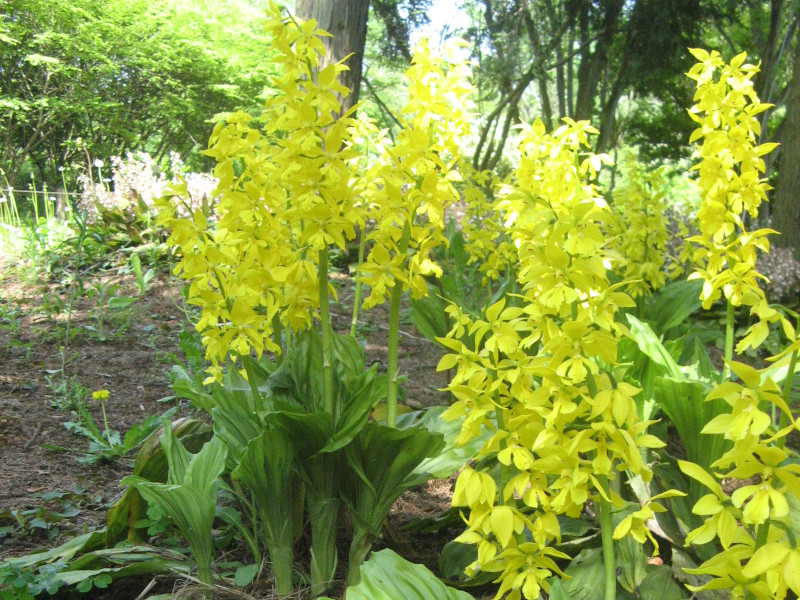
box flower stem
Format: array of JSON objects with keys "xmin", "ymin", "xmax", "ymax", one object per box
[
  {"xmin": 598, "ymin": 475, "xmax": 616, "ymax": 600},
  {"xmin": 778, "ymin": 348, "xmax": 799, "ymax": 448},
  {"xmin": 386, "ymin": 222, "xmax": 412, "ymax": 428},
  {"xmin": 723, "ymin": 300, "xmax": 735, "ymax": 381},
  {"xmin": 318, "ymin": 247, "xmax": 335, "ymax": 415},
  {"xmin": 100, "ymin": 399, "xmax": 110, "ymax": 443},
  {"xmin": 494, "ymin": 397, "xmax": 510, "ymax": 505},
  {"xmin": 350, "ymin": 227, "xmax": 367, "ymax": 337},
  {"xmin": 386, "ymin": 280, "xmax": 403, "ymax": 427},
  {"xmin": 272, "ymin": 312, "xmax": 284, "ymax": 365}
]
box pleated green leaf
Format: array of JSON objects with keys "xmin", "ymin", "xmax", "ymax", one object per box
[
  {"xmin": 346, "ymin": 549, "xmax": 474, "ymax": 600},
  {"xmin": 644, "ymin": 279, "xmax": 703, "ymax": 333}
]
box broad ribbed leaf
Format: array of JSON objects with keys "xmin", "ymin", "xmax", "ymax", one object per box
[
  {"xmin": 439, "ymin": 541, "xmax": 495, "ymax": 586},
  {"xmin": 160, "ymin": 420, "xmax": 193, "ymax": 486},
  {"xmin": 107, "ymin": 418, "xmax": 212, "ymax": 544},
  {"xmin": 0, "ymin": 531, "xmax": 106, "ymax": 571},
  {"xmin": 645, "ymin": 279, "xmax": 703, "ymax": 332},
  {"xmin": 346, "ymin": 549, "xmax": 474, "ymax": 600},
  {"xmin": 410, "ymin": 290, "xmax": 451, "ymax": 344},
  {"xmin": 183, "ymin": 435, "xmax": 228, "ymax": 497},
  {"xmin": 121, "ymin": 432, "xmax": 226, "ymax": 584},
  {"xmin": 331, "ymin": 332, "xmax": 368, "ymax": 386},
  {"xmin": 637, "ymin": 565, "xmax": 687, "ymax": 600},
  {"xmin": 231, "ymin": 429, "xmax": 299, "ymax": 545},
  {"xmin": 231, "ymin": 429, "xmax": 299, "ymax": 594},
  {"xmin": 548, "ymin": 579, "xmax": 573, "ymax": 600},
  {"xmin": 268, "ymin": 410, "xmax": 334, "ymax": 455},
  {"xmin": 55, "ymin": 546, "xmax": 191, "ymax": 585},
  {"xmin": 563, "ymin": 548, "xmax": 606, "ymax": 600},
  {"xmin": 653, "ymin": 377, "xmax": 727, "ymax": 472},
  {"xmin": 344, "ymin": 422, "xmax": 445, "ymax": 584},
  {"xmin": 212, "ymin": 405, "xmax": 264, "ymax": 465},
  {"xmin": 345, "ymin": 421, "xmax": 445, "ymax": 533},
  {"xmin": 170, "ymin": 366, "xmax": 215, "ymax": 413},
  {"xmin": 615, "ymin": 508, "xmax": 648, "ymax": 593},
  {"xmin": 122, "ymin": 481, "xmax": 216, "ymax": 578},
  {"xmin": 626, "ymin": 314, "xmax": 682, "ymax": 379}
]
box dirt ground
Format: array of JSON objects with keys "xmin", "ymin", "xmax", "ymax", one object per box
[{"xmin": 0, "ymin": 255, "xmax": 457, "ymax": 596}]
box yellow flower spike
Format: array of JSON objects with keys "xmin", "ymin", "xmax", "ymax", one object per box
[
  {"xmin": 689, "ymin": 49, "xmax": 779, "ymax": 360},
  {"xmin": 607, "ymin": 149, "xmax": 675, "ymax": 296},
  {"xmin": 159, "ymin": 4, "xmax": 365, "ymax": 372},
  {"xmin": 443, "ymin": 113, "xmax": 677, "ymax": 593}
]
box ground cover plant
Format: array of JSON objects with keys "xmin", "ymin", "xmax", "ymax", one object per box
[{"xmin": 3, "ymin": 3, "xmax": 800, "ymax": 600}]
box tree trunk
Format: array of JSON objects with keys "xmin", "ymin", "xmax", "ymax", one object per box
[
  {"xmin": 573, "ymin": 0, "xmax": 624, "ymax": 121},
  {"xmin": 295, "ymin": 0, "xmax": 371, "ymax": 114},
  {"xmin": 772, "ymin": 28, "xmax": 800, "ymax": 253}
]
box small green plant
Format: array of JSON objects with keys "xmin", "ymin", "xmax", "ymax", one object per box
[
  {"xmin": 0, "ymin": 302, "xmax": 22, "ymax": 335},
  {"xmin": 130, "ymin": 252, "xmax": 155, "ymax": 295},
  {"xmin": 84, "ymin": 280, "xmax": 137, "ymax": 340},
  {"xmin": 0, "ymin": 490, "xmax": 83, "ymax": 542},
  {"xmin": 45, "ymin": 373, "xmax": 87, "ymax": 411},
  {"xmin": 63, "ymin": 389, "xmax": 178, "ymax": 465},
  {"xmin": 0, "ymin": 559, "xmax": 66, "ymax": 599}
]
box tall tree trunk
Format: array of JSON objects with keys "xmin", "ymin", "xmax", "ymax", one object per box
[
  {"xmin": 772, "ymin": 29, "xmax": 800, "ymax": 252},
  {"xmin": 573, "ymin": 0, "xmax": 624, "ymax": 121},
  {"xmin": 296, "ymin": 0, "xmax": 371, "ymax": 114}
]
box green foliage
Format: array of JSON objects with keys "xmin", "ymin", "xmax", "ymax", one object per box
[
  {"xmin": 344, "ymin": 421, "xmax": 445, "ymax": 585},
  {"xmin": 121, "ymin": 421, "xmax": 227, "ymax": 586},
  {"xmin": 1, "ymin": 0, "xmax": 276, "ymax": 189},
  {"xmin": 230, "ymin": 429, "xmax": 300, "ymax": 595},
  {"xmin": 63, "ymin": 404, "xmax": 177, "ymax": 465},
  {"xmin": 105, "ymin": 416, "xmax": 212, "ymax": 546},
  {"xmin": 7, "ymin": 5, "xmax": 800, "ymax": 600},
  {"xmin": 344, "ymin": 548, "xmax": 474, "ymax": 600},
  {"xmin": 130, "ymin": 252, "xmax": 154, "ymax": 295}
]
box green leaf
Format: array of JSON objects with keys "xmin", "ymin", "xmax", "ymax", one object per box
[
  {"xmin": 170, "ymin": 367, "xmax": 215, "ymax": 413},
  {"xmin": 787, "ymin": 488, "xmax": 800, "ymax": 541},
  {"xmin": 182, "ymin": 434, "xmax": 227, "ymax": 496},
  {"xmin": 344, "ymin": 422, "xmax": 445, "ymax": 584},
  {"xmin": 212, "ymin": 405, "xmax": 264, "ymax": 465},
  {"xmin": 638, "ymin": 565, "xmax": 688, "ymax": 600},
  {"xmin": 231, "ymin": 429, "xmax": 300, "ymax": 594},
  {"xmin": 115, "ymin": 483, "xmax": 218, "ymax": 583},
  {"xmin": 563, "ymin": 548, "xmax": 605, "ymax": 600},
  {"xmin": 626, "ymin": 314, "xmax": 682, "ymax": 379},
  {"xmin": 234, "ymin": 563, "xmax": 258, "ymax": 587},
  {"xmin": 346, "ymin": 549, "xmax": 474, "ymax": 600},
  {"xmin": 645, "ymin": 279, "xmax": 703, "ymax": 332},
  {"xmin": 548, "ymin": 579, "xmax": 573, "ymax": 600},
  {"xmin": 108, "ymin": 296, "xmax": 138, "ymax": 309},
  {"xmin": 654, "ymin": 377, "xmax": 728, "ymax": 472},
  {"xmin": 121, "ymin": 430, "xmax": 226, "ymax": 585},
  {"xmin": 93, "ymin": 573, "xmax": 112, "ymax": 588},
  {"xmin": 106, "ymin": 417, "xmax": 212, "ymax": 545},
  {"xmin": 614, "ymin": 507, "xmax": 648, "ymax": 593},
  {"xmin": 410, "ymin": 291, "xmax": 451, "ymax": 344},
  {"xmin": 439, "ymin": 541, "xmax": 495, "ymax": 586},
  {"xmin": 345, "ymin": 422, "xmax": 445, "ymax": 532}
]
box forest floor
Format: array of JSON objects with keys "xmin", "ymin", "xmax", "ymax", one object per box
[{"xmin": 0, "ymin": 257, "xmax": 461, "ymax": 598}]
